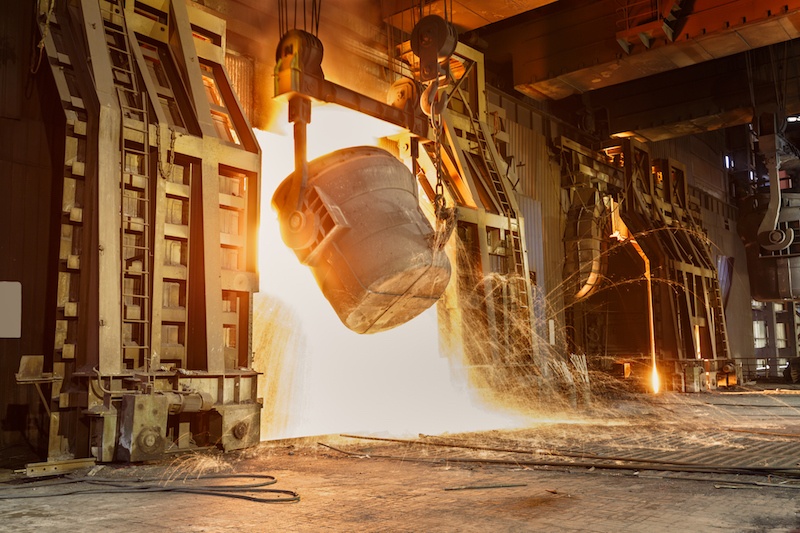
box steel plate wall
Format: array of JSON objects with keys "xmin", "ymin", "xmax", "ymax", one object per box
[
  {"xmin": 0, "ymin": 3, "xmax": 56, "ymax": 451},
  {"xmin": 225, "ymin": 52, "xmax": 255, "ymax": 123},
  {"xmin": 650, "ymin": 132, "xmax": 728, "ymax": 200},
  {"xmin": 505, "ymin": 116, "xmax": 566, "ymax": 334}
]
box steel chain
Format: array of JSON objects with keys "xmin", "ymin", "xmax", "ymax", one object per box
[{"xmin": 431, "ymin": 93, "xmax": 446, "ymax": 219}]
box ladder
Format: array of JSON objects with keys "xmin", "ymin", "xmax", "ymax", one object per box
[
  {"xmin": 681, "ymin": 193, "xmax": 731, "ymax": 361},
  {"xmin": 456, "ymin": 87, "xmax": 529, "ymax": 309},
  {"xmin": 707, "ymin": 278, "xmax": 730, "ymax": 359},
  {"xmin": 101, "ymin": 2, "xmax": 152, "ymax": 370},
  {"xmin": 456, "ymin": 87, "xmax": 514, "ymax": 216}
]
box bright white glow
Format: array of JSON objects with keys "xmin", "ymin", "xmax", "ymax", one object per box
[
  {"xmin": 253, "ymin": 112, "xmax": 526, "ymax": 440},
  {"xmin": 268, "ymin": 101, "xmax": 405, "ymax": 161},
  {"xmin": 694, "ymin": 324, "xmax": 703, "ymax": 359},
  {"xmin": 651, "ymin": 365, "xmax": 660, "ymax": 394}
]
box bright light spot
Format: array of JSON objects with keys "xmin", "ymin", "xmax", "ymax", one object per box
[
  {"xmin": 651, "ymin": 364, "xmax": 660, "ymax": 394},
  {"xmin": 253, "ymin": 108, "xmax": 526, "ymax": 440},
  {"xmin": 694, "ymin": 324, "xmax": 702, "ymax": 359}
]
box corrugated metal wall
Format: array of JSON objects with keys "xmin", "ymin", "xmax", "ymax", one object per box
[
  {"xmin": 517, "ymin": 195, "xmax": 544, "ymax": 284},
  {"xmin": 650, "ymin": 131, "xmax": 728, "ymax": 200},
  {"xmin": 698, "ymin": 199, "xmax": 754, "ymax": 359},
  {"xmin": 225, "ymin": 52, "xmax": 256, "ymax": 124},
  {"xmin": 517, "ymin": 194, "xmax": 550, "ymax": 340},
  {"xmin": 503, "ymin": 115, "xmax": 566, "ymax": 334}
]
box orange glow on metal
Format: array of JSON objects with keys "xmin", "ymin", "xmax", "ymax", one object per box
[
  {"xmin": 694, "ymin": 324, "xmax": 702, "ymax": 359},
  {"xmin": 253, "ymin": 106, "xmax": 525, "ymax": 440}
]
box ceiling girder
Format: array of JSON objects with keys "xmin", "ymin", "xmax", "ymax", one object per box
[
  {"xmin": 476, "ymin": 0, "xmax": 800, "ymax": 101},
  {"xmin": 585, "ymin": 42, "xmax": 800, "ymax": 141}
]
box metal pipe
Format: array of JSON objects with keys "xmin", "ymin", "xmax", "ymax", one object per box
[
  {"xmin": 293, "ymin": 121, "xmax": 308, "ymax": 210},
  {"xmin": 287, "ymin": 96, "xmax": 311, "ymax": 212},
  {"xmin": 160, "ymin": 391, "xmax": 214, "ymax": 414},
  {"xmin": 328, "ymin": 442, "xmax": 800, "ymax": 477},
  {"xmin": 341, "ymin": 434, "xmax": 711, "ymax": 467},
  {"xmin": 628, "ymin": 238, "xmax": 659, "ymax": 393}
]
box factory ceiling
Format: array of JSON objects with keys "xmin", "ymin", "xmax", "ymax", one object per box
[
  {"xmin": 380, "ymin": 0, "xmax": 559, "ymax": 34},
  {"xmin": 474, "ymin": 0, "xmax": 800, "ymax": 101},
  {"xmin": 203, "ymin": 0, "xmax": 800, "ymax": 141},
  {"xmin": 469, "ymin": 0, "xmax": 800, "ymax": 141}
]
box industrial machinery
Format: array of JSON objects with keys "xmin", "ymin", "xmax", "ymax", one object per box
[
  {"xmin": 15, "ymin": 0, "xmax": 261, "ymax": 470},
  {"xmin": 270, "ymin": 20, "xmax": 452, "ymax": 334},
  {"xmin": 272, "ymin": 145, "xmax": 452, "ymax": 334},
  {"xmin": 10, "ymin": 0, "xmax": 541, "ymax": 470},
  {"xmin": 558, "ymin": 137, "xmax": 733, "ymax": 390},
  {"xmin": 270, "ymin": 12, "xmax": 538, "ymax": 392},
  {"xmin": 735, "ymin": 113, "xmax": 800, "ymax": 300}
]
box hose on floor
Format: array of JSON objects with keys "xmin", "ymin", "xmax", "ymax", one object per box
[{"xmin": 0, "ymin": 473, "xmax": 300, "ymax": 503}]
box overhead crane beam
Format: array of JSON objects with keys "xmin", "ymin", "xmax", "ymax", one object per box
[{"xmin": 477, "ymin": 0, "xmax": 800, "ymax": 102}]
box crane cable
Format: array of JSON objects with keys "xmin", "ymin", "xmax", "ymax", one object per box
[{"xmin": 278, "ymin": 0, "xmax": 322, "ymax": 36}]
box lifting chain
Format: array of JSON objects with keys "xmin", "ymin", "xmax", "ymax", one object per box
[
  {"xmin": 429, "ymin": 87, "xmax": 455, "ymax": 249},
  {"xmin": 411, "ymin": 7, "xmax": 458, "ymax": 247},
  {"xmin": 431, "ymin": 94, "xmax": 446, "ymax": 218}
]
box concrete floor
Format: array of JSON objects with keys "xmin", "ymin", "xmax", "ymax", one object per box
[{"xmin": 3, "ymin": 389, "xmax": 800, "ymax": 532}]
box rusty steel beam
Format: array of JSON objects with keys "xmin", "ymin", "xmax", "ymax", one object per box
[
  {"xmin": 383, "ymin": 0, "xmax": 559, "ymax": 34},
  {"xmin": 585, "ymin": 40, "xmax": 800, "ymax": 141},
  {"xmin": 477, "ymin": 0, "xmax": 800, "ymax": 101}
]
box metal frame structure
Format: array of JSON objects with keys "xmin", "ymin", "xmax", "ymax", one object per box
[
  {"xmin": 20, "ymin": 0, "xmax": 261, "ymax": 467},
  {"xmin": 558, "ymin": 136, "xmax": 732, "ymax": 389}
]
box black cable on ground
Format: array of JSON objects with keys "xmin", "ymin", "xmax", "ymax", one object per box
[
  {"xmin": 342, "ymin": 433, "xmax": 709, "ymax": 468},
  {"xmin": 340, "ymin": 433, "xmax": 800, "ymax": 476},
  {"xmin": 330, "ymin": 438, "xmax": 800, "ymax": 478},
  {"xmin": 322, "ymin": 441, "xmax": 800, "ymax": 488},
  {"xmin": 0, "ymin": 473, "xmax": 299, "ymax": 503}
]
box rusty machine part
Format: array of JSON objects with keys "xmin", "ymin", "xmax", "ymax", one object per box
[
  {"xmin": 276, "ymin": 28, "xmax": 325, "ymax": 79},
  {"xmin": 387, "ymin": 78, "xmax": 420, "ymax": 112},
  {"xmin": 116, "ymin": 392, "xmax": 213, "ymax": 462},
  {"xmin": 737, "ymin": 115, "xmax": 800, "ymax": 300},
  {"xmin": 273, "ymin": 146, "xmax": 451, "ymax": 334},
  {"xmin": 411, "ymin": 15, "xmax": 458, "ymax": 83},
  {"xmin": 563, "ymin": 187, "xmax": 606, "ymax": 301},
  {"xmin": 739, "ymin": 189, "xmax": 800, "ymax": 300},
  {"xmin": 411, "ymin": 14, "xmax": 458, "ymax": 118}
]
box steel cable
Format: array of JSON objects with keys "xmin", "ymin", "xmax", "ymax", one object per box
[
  {"xmin": 328, "ymin": 445, "xmax": 800, "ymax": 478},
  {"xmin": 0, "ymin": 473, "xmax": 299, "ymax": 504},
  {"xmin": 337, "ymin": 434, "xmax": 800, "ymax": 478}
]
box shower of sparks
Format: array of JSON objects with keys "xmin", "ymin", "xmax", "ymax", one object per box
[{"xmin": 252, "ymin": 108, "xmax": 528, "ymax": 440}]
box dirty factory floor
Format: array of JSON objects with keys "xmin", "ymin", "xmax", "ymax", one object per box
[{"xmin": 4, "ymin": 388, "xmax": 800, "ymax": 532}]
